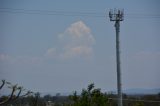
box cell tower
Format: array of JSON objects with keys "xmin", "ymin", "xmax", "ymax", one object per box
[{"xmin": 109, "ymin": 9, "xmax": 124, "ymax": 106}]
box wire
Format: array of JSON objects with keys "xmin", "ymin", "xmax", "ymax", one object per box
[
  {"xmin": 0, "ymin": 8, "xmax": 160, "ymax": 19},
  {"xmin": 0, "ymin": 8, "xmax": 105, "ymax": 18},
  {"xmin": 0, "ymin": 7, "xmax": 104, "ymax": 15},
  {"xmin": 125, "ymin": 14, "xmax": 160, "ymax": 19}
]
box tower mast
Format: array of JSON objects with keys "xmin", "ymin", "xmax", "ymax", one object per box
[{"xmin": 109, "ymin": 9, "xmax": 124, "ymax": 106}]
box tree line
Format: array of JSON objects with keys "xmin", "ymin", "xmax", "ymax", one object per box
[{"xmin": 1, "ymin": 80, "xmax": 160, "ymax": 106}]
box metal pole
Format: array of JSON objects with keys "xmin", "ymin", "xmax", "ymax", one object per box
[
  {"xmin": 109, "ymin": 9, "xmax": 124, "ymax": 106},
  {"xmin": 115, "ymin": 21, "xmax": 122, "ymax": 106}
]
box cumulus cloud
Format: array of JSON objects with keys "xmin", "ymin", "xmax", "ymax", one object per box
[
  {"xmin": 0, "ymin": 53, "xmax": 43, "ymax": 65},
  {"xmin": 45, "ymin": 48, "xmax": 57, "ymax": 58},
  {"xmin": 58, "ymin": 21, "xmax": 95, "ymax": 59},
  {"xmin": 47, "ymin": 21, "xmax": 95, "ymax": 60},
  {"xmin": 14, "ymin": 56, "xmax": 43, "ymax": 65},
  {"xmin": 1, "ymin": 21, "xmax": 95, "ymax": 65},
  {"xmin": 59, "ymin": 21, "xmax": 95, "ymax": 46},
  {"xmin": 0, "ymin": 54, "xmax": 10, "ymax": 61},
  {"xmin": 61, "ymin": 46, "xmax": 93, "ymax": 59}
]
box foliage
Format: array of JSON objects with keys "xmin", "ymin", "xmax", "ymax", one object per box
[
  {"xmin": 69, "ymin": 83, "xmax": 109, "ymax": 106},
  {"xmin": 1, "ymin": 81, "xmax": 160, "ymax": 106}
]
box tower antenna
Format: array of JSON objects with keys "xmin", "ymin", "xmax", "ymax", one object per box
[{"xmin": 109, "ymin": 9, "xmax": 124, "ymax": 106}]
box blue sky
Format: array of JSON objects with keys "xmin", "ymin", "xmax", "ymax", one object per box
[{"xmin": 0, "ymin": 0, "xmax": 160, "ymax": 93}]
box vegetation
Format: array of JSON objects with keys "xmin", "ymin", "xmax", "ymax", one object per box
[
  {"xmin": 69, "ymin": 83, "xmax": 109, "ymax": 106},
  {"xmin": 1, "ymin": 81, "xmax": 160, "ymax": 106},
  {"xmin": 0, "ymin": 80, "xmax": 32, "ymax": 105}
]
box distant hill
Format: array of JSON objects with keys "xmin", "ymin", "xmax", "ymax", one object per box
[
  {"xmin": 40, "ymin": 88, "xmax": 160, "ymax": 96},
  {"xmin": 40, "ymin": 92, "xmax": 72, "ymax": 97},
  {"xmin": 123, "ymin": 88, "xmax": 160, "ymax": 95}
]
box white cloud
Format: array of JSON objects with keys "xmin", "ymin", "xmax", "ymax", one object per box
[
  {"xmin": 11, "ymin": 56, "xmax": 43, "ymax": 65},
  {"xmin": 0, "ymin": 54, "xmax": 10, "ymax": 61},
  {"xmin": 0, "ymin": 53, "xmax": 43, "ymax": 65},
  {"xmin": 59, "ymin": 21, "xmax": 95, "ymax": 46},
  {"xmin": 61, "ymin": 46, "xmax": 93, "ymax": 59},
  {"xmin": 45, "ymin": 48, "xmax": 57, "ymax": 58},
  {"xmin": 0, "ymin": 21, "xmax": 95, "ymax": 65},
  {"xmin": 57, "ymin": 21, "xmax": 95, "ymax": 59}
]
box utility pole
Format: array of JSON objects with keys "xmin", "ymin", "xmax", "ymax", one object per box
[{"xmin": 109, "ymin": 9, "xmax": 124, "ymax": 106}]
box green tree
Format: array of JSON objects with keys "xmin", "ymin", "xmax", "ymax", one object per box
[{"xmin": 69, "ymin": 83, "xmax": 109, "ymax": 106}]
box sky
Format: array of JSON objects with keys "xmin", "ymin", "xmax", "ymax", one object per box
[{"xmin": 0, "ymin": 0, "xmax": 160, "ymax": 94}]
